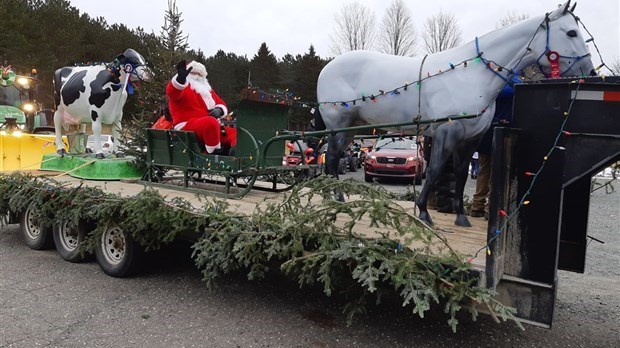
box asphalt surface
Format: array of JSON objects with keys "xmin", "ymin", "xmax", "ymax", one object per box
[{"xmin": 1, "ymin": 174, "xmax": 618, "ymax": 347}]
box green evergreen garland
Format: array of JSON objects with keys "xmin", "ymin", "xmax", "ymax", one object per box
[{"xmin": 0, "ymin": 173, "xmax": 522, "ymax": 332}]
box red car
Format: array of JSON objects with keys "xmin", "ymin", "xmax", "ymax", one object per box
[{"xmin": 364, "ymin": 137, "xmax": 425, "ymax": 185}]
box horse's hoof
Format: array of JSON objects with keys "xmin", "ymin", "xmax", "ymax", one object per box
[
  {"xmin": 115, "ymin": 151, "xmax": 126, "ymax": 158},
  {"xmin": 56, "ymin": 149, "xmax": 66, "ymax": 157},
  {"xmin": 419, "ymin": 211, "xmax": 434, "ymax": 226},
  {"xmin": 95, "ymin": 153, "xmax": 105, "ymax": 159},
  {"xmin": 455, "ymin": 214, "xmax": 472, "ymax": 227}
]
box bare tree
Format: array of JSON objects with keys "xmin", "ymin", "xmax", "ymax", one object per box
[
  {"xmin": 496, "ymin": 10, "xmax": 530, "ymax": 29},
  {"xmin": 329, "ymin": 2, "xmax": 376, "ymax": 56},
  {"xmin": 422, "ymin": 10, "xmax": 462, "ymax": 54},
  {"xmin": 376, "ymin": 0, "xmax": 418, "ymax": 56}
]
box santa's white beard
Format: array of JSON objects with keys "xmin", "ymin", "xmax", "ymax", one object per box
[{"xmin": 187, "ymin": 75, "xmax": 215, "ymax": 109}]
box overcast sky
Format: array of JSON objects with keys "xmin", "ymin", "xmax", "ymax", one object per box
[{"xmin": 68, "ymin": 0, "xmax": 618, "ymax": 70}]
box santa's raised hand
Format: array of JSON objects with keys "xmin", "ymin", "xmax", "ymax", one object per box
[{"xmin": 175, "ymin": 60, "xmax": 193, "ymax": 85}]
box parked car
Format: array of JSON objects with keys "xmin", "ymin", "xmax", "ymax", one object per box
[
  {"xmin": 86, "ymin": 134, "xmax": 114, "ymax": 155},
  {"xmin": 364, "ymin": 137, "xmax": 425, "ymax": 185}
]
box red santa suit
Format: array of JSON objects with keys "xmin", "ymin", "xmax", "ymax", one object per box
[{"xmin": 166, "ymin": 61, "xmax": 229, "ymax": 153}]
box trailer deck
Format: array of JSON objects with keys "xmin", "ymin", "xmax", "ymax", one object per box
[{"xmin": 27, "ymin": 170, "xmax": 489, "ymax": 270}]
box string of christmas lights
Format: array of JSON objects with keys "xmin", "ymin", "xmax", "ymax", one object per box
[
  {"xmin": 467, "ymin": 80, "xmax": 584, "ymax": 262},
  {"xmin": 283, "ymin": 13, "xmax": 612, "ymax": 114},
  {"xmin": 247, "ymin": 87, "xmax": 298, "ymax": 105},
  {"xmin": 316, "ymin": 55, "xmax": 513, "ymax": 109},
  {"xmin": 577, "ymin": 18, "xmax": 615, "ymax": 75}
]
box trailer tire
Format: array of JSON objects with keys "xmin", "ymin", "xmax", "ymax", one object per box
[
  {"xmin": 19, "ymin": 206, "xmax": 53, "ymax": 250},
  {"xmin": 53, "ymin": 220, "xmax": 93, "ymax": 263},
  {"xmin": 95, "ymin": 225, "xmax": 143, "ymax": 277}
]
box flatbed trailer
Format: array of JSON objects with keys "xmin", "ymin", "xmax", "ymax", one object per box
[
  {"xmin": 22, "ymin": 172, "xmax": 489, "ymax": 269},
  {"xmin": 1, "ymin": 77, "xmax": 618, "ymax": 329}
]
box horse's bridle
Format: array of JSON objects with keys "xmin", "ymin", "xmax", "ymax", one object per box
[{"xmin": 534, "ymin": 14, "xmax": 592, "ymax": 77}]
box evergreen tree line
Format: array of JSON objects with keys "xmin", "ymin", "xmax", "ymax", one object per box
[{"xmin": 0, "ymin": 0, "xmax": 329, "ymax": 128}]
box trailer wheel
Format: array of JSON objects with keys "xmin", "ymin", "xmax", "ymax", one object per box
[
  {"xmin": 19, "ymin": 206, "xmax": 53, "ymax": 250},
  {"xmin": 95, "ymin": 225, "xmax": 142, "ymax": 277},
  {"xmin": 53, "ymin": 220, "xmax": 92, "ymax": 263}
]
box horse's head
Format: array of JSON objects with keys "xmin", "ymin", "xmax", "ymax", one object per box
[
  {"xmin": 531, "ymin": 1, "xmax": 596, "ymax": 77},
  {"xmin": 117, "ymin": 48, "xmax": 153, "ymax": 82}
]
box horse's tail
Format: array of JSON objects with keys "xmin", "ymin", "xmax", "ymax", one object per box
[{"xmin": 313, "ymin": 107, "xmax": 326, "ymax": 131}]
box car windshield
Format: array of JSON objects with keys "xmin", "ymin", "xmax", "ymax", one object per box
[{"xmin": 374, "ymin": 138, "xmax": 417, "ymax": 151}]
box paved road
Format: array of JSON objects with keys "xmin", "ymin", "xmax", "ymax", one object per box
[{"xmin": 1, "ymin": 176, "xmax": 618, "ymax": 347}]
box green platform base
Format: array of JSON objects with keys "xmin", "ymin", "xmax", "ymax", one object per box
[{"xmin": 40, "ymin": 154, "xmax": 143, "ymax": 181}]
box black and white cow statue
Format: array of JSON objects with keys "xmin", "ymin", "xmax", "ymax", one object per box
[{"xmin": 53, "ymin": 48, "xmax": 152, "ymax": 158}]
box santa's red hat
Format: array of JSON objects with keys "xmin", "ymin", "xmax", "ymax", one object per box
[{"xmin": 187, "ymin": 61, "xmax": 208, "ymax": 78}]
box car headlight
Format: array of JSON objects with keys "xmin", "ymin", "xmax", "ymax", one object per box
[
  {"xmin": 407, "ymin": 156, "xmax": 416, "ymax": 162},
  {"xmin": 21, "ymin": 103, "xmax": 35, "ymax": 112},
  {"xmin": 370, "ymin": 155, "xmax": 376, "ymax": 160},
  {"xmin": 16, "ymin": 77, "xmax": 30, "ymax": 86}
]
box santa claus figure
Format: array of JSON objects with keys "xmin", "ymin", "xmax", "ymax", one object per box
[{"xmin": 166, "ymin": 60, "xmax": 229, "ymax": 153}]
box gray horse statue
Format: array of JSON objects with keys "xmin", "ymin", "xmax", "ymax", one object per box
[{"xmin": 316, "ymin": 1, "xmax": 595, "ymax": 227}]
